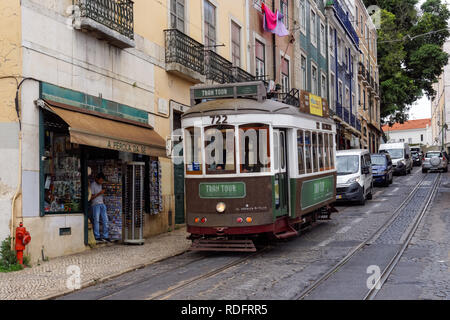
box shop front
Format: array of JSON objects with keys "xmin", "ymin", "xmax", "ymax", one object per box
[{"xmin": 38, "ymin": 83, "xmax": 167, "ymax": 248}]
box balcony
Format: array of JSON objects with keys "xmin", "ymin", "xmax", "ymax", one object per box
[
  {"xmin": 344, "ymin": 108, "xmax": 350, "ymax": 124},
  {"xmin": 326, "ymin": 0, "xmax": 359, "ymax": 48},
  {"xmin": 232, "ymin": 67, "xmax": 256, "ymax": 83},
  {"xmin": 358, "ymin": 62, "xmax": 366, "ymax": 80},
  {"xmin": 356, "ymin": 119, "xmax": 361, "ymax": 132},
  {"xmin": 164, "ymin": 29, "xmax": 206, "ymax": 83},
  {"xmin": 205, "ymin": 50, "xmax": 234, "ymax": 84},
  {"xmin": 336, "ymin": 102, "xmax": 343, "ymax": 118},
  {"xmin": 74, "ymin": 0, "xmax": 135, "ymax": 48},
  {"xmin": 350, "ymin": 113, "xmax": 356, "ymax": 128}
]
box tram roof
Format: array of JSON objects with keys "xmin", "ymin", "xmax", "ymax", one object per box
[{"xmin": 182, "ymin": 98, "xmax": 335, "ymax": 124}]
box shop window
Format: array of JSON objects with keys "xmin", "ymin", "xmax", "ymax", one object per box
[
  {"xmin": 42, "ymin": 110, "xmax": 82, "ymax": 214},
  {"xmin": 305, "ymin": 131, "xmax": 312, "ymax": 173},
  {"xmin": 185, "ymin": 127, "xmax": 202, "ymax": 174},
  {"xmin": 239, "ymin": 124, "xmax": 270, "ymax": 173},
  {"xmin": 204, "ymin": 125, "xmax": 236, "ymax": 174},
  {"xmin": 297, "ymin": 130, "xmax": 305, "ymax": 175}
]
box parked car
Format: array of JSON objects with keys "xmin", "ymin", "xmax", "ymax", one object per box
[
  {"xmin": 422, "ymin": 151, "xmax": 448, "ymax": 173},
  {"xmin": 379, "ymin": 142, "xmax": 413, "ymax": 175},
  {"xmin": 411, "ymin": 151, "xmax": 422, "ymax": 166},
  {"xmin": 336, "ymin": 149, "xmax": 373, "ymax": 205},
  {"xmin": 371, "ymin": 153, "xmax": 393, "ymax": 187}
]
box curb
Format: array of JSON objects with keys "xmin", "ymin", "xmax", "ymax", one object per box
[{"xmin": 38, "ymin": 247, "xmax": 189, "ymax": 300}]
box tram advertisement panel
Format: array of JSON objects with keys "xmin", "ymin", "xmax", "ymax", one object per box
[{"xmin": 300, "ymin": 175, "xmax": 334, "ymax": 210}]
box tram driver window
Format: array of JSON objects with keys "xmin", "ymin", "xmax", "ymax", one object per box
[
  {"xmin": 297, "ymin": 130, "xmax": 305, "ymax": 174},
  {"xmin": 324, "ymin": 133, "xmax": 330, "ymax": 170},
  {"xmin": 329, "ymin": 134, "xmax": 335, "ymax": 169},
  {"xmin": 185, "ymin": 127, "xmax": 202, "ymax": 174},
  {"xmin": 204, "ymin": 125, "xmax": 236, "ymax": 174},
  {"xmin": 239, "ymin": 124, "xmax": 271, "ymax": 173}
]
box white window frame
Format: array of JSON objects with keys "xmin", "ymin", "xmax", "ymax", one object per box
[
  {"xmin": 310, "ymin": 9, "xmax": 317, "ymax": 47},
  {"xmin": 320, "ymin": 21, "xmax": 326, "ymax": 57},
  {"xmin": 230, "ymin": 18, "xmax": 242, "ymax": 67},
  {"xmin": 329, "ymin": 72, "xmax": 336, "ymax": 109},
  {"xmin": 300, "ymin": 53, "xmax": 307, "ymax": 91},
  {"xmin": 321, "ymin": 72, "xmax": 327, "ymax": 99},
  {"xmin": 299, "ymin": 0, "xmax": 306, "ymax": 35},
  {"xmin": 311, "ymin": 62, "xmax": 318, "ymax": 95}
]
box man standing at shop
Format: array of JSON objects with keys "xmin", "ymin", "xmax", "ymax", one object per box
[{"xmin": 90, "ymin": 172, "xmax": 110, "ymax": 243}]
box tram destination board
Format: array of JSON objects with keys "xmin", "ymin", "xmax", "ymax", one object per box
[
  {"xmin": 190, "ymin": 82, "xmax": 266, "ymax": 105},
  {"xmin": 199, "ymin": 182, "xmax": 246, "ymax": 199}
]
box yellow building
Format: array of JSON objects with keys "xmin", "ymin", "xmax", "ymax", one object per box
[{"xmin": 0, "ymin": 0, "xmax": 251, "ymax": 263}]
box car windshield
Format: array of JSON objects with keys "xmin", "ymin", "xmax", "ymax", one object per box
[
  {"xmin": 371, "ymin": 155, "xmax": 386, "ymax": 166},
  {"xmin": 426, "ymin": 152, "xmax": 441, "ymax": 158},
  {"xmin": 384, "ymin": 148, "xmax": 404, "ymax": 159},
  {"xmin": 337, "ymin": 155, "xmax": 359, "ymax": 175}
]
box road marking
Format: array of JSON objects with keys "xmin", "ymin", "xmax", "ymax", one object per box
[
  {"xmin": 318, "ymin": 237, "xmax": 335, "ymax": 247},
  {"xmin": 392, "ymin": 187, "xmax": 399, "ymax": 193},
  {"xmin": 352, "ymin": 218, "xmax": 363, "ymax": 224},
  {"xmin": 336, "ymin": 226, "xmax": 352, "ymax": 234},
  {"xmin": 373, "ymin": 190, "xmax": 382, "ymax": 198}
]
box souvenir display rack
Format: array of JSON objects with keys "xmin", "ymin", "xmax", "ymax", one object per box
[
  {"xmin": 124, "ymin": 162, "xmax": 145, "ymax": 244},
  {"xmin": 148, "ymin": 160, "xmax": 163, "ymax": 215}
]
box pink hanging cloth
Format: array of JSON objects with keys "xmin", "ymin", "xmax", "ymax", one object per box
[{"xmin": 261, "ymin": 2, "xmax": 289, "ymax": 37}]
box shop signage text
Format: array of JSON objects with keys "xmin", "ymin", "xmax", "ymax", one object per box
[
  {"xmin": 107, "ymin": 140, "xmax": 148, "ymax": 155},
  {"xmin": 309, "ymin": 94, "xmax": 323, "ymax": 117},
  {"xmin": 301, "ymin": 175, "xmax": 334, "ymax": 210}
]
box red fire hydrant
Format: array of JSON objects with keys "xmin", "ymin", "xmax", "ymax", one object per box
[{"xmin": 15, "ymin": 222, "xmax": 31, "ymax": 266}]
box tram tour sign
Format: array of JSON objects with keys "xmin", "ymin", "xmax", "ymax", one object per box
[
  {"xmin": 199, "ymin": 182, "xmax": 246, "ymax": 199},
  {"xmin": 190, "ymin": 82, "xmax": 267, "ymax": 105}
]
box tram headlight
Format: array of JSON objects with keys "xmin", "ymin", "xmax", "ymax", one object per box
[{"xmin": 216, "ymin": 202, "xmax": 226, "ymax": 213}]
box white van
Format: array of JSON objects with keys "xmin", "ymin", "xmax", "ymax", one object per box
[
  {"xmin": 336, "ymin": 149, "xmax": 373, "ymax": 205},
  {"xmin": 379, "ymin": 142, "xmax": 412, "ymax": 175}
]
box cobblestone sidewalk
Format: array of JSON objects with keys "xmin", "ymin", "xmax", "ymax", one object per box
[{"xmin": 0, "ymin": 227, "xmax": 190, "ymax": 300}]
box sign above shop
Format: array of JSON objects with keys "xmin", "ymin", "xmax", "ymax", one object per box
[{"xmin": 299, "ymin": 90, "xmax": 330, "ymax": 118}]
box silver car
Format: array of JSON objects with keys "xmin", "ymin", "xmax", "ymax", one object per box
[{"xmin": 422, "ymin": 151, "xmax": 448, "ymax": 173}]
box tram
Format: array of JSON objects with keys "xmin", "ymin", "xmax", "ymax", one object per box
[{"xmin": 179, "ymin": 81, "xmax": 337, "ymax": 252}]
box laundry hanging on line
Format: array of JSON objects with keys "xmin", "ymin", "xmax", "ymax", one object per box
[{"xmin": 261, "ymin": 2, "xmax": 289, "ymax": 37}]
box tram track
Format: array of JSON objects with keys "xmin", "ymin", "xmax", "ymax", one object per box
[
  {"xmin": 147, "ymin": 247, "xmax": 270, "ymax": 300},
  {"xmin": 294, "ymin": 172, "xmax": 441, "ymax": 300}
]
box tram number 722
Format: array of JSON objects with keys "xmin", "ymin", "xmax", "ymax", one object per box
[{"xmin": 210, "ymin": 115, "xmax": 228, "ymax": 125}]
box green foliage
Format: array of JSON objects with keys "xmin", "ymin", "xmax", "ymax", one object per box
[
  {"xmin": 0, "ymin": 237, "xmax": 23, "ymax": 273},
  {"xmin": 364, "ymin": 0, "xmax": 450, "ymax": 123}
]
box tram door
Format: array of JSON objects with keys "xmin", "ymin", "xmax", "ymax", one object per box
[{"xmin": 273, "ymin": 129, "xmax": 289, "ymax": 217}]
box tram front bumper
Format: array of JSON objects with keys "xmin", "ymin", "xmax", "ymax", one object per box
[{"xmin": 335, "ymin": 182, "xmax": 363, "ymax": 202}]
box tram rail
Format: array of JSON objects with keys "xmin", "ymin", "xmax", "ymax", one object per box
[{"xmin": 295, "ymin": 172, "xmax": 441, "ymax": 300}]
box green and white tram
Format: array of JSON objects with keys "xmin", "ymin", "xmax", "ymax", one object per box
[{"xmin": 179, "ymin": 82, "xmax": 337, "ymax": 251}]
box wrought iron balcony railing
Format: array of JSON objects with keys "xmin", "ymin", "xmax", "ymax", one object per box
[
  {"xmin": 164, "ymin": 29, "xmax": 205, "ymax": 76},
  {"xmin": 326, "ymin": 0, "xmax": 359, "ymax": 48},
  {"xmin": 358, "ymin": 62, "xmax": 366, "ymax": 78},
  {"xmin": 336, "ymin": 102, "xmax": 343, "ymax": 118},
  {"xmin": 76, "ymin": 0, "xmax": 134, "ymax": 40},
  {"xmin": 344, "ymin": 108, "xmax": 349, "ymax": 124},
  {"xmin": 232, "ymin": 67, "xmax": 256, "ymax": 83},
  {"xmin": 351, "ymin": 113, "xmax": 356, "ymax": 128},
  {"xmin": 205, "ymin": 50, "xmax": 234, "ymax": 84}
]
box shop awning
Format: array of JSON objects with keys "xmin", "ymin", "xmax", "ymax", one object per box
[{"xmin": 44, "ymin": 104, "xmax": 167, "ymax": 158}]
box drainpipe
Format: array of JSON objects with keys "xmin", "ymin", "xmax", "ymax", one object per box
[{"xmin": 272, "ymin": 1, "xmax": 276, "ymax": 82}]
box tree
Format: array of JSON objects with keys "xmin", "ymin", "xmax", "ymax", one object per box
[{"xmin": 364, "ymin": 0, "xmax": 450, "ymax": 124}]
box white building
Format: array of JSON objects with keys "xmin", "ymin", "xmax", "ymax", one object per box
[{"xmin": 382, "ymin": 119, "xmax": 432, "ymax": 147}]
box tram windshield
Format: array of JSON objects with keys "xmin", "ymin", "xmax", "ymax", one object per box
[
  {"xmin": 336, "ymin": 155, "xmax": 359, "ymax": 175},
  {"xmin": 204, "ymin": 125, "xmax": 236, "ymax": 174},
  {"xmin": 239, "ymin": 124, "xmax": 271, "ymax": 173},
  {"xmin": 185, "ymin": 127, "xmax": 202, "ymax": 174}
]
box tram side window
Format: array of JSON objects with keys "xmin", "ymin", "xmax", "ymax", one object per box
[
  {"xmin": 329, "ymin": 134, "xmax": 335, "ymax": 169},
  {"xmin": 324, "ymin": 133, "xmax": 330, "ymax": 170},
  {"xmin": 239, "ymin": 124, "xmax": 271, "ymax": 173},
  {"xmin": 204, "ymin": 125, "xmax": 236, "ymax": 174},
  {"xmin": 312, "ymin": 132, "xmax": 318, "ymax": 172},
  {"xmin": 297, "ymin": 130, "xmax": 305, "ymax": 175},
  {"xmin": 305, "ymin": 131, "xmax": 312, "ymax": 173},
  {"xmin": 318, "ymin": 133, "xmax": 324, "ymax": 171},
  {"xmin": 185, "ymin": 127, "xmax": 202, "ymax": 174}
]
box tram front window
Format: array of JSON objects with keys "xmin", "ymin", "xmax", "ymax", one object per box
[
  {"xmin": 185, "ymin": 127, "xmax": 202, "ymax": 174},
  {"xmin": 239, "ymin": 124, "xmax": 271, "ymax": 173},
  {"xmin": 204, "ymin": 125, "xmax": 236, "ymax": 174}
]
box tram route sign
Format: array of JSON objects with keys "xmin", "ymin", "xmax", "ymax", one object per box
[
  {"xmin": 199, "ymin": 182, "xmax": 246, "ymax": 198},
  {"xmin": 191, "ymin": 82, "xmax": 266, "ymax": 105},
  {"xmin": 300, "ymin": 175, "xmax": 334, "ymax": 210}
]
